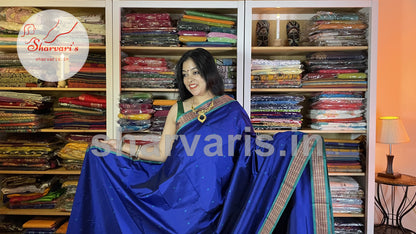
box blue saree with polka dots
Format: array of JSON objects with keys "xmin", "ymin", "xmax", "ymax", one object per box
[{"xmin": 68, "ymin": 95, "xmax": 333, "ymax": 234}]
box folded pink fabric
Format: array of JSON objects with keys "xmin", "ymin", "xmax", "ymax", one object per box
[{"xmin": 207, "ymin": 32, "xmax": 237, "ymax": 39}]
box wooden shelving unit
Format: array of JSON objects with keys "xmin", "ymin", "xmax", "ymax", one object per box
[
  {"xmin": 0, "ymin": 0, "xmax": 112, "ymax": 223},
  {"xmin": 245, "ymin": 1, "xmax": 378, "ymax": 232},
  {"xmin": 0, "ymin": 1, "xmax": 378, "ymax": 232}
]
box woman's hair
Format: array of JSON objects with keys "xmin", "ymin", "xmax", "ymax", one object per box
[{"xmin": 175, "ymin": 48, "xmax": 224, "ymax": 101}]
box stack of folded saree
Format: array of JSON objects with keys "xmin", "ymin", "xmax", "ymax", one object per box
[
  {"xmin": 0, "ymin": 25, "xmax": 17, "ymax": 45},
  {"xmin": 56, "ymin": 176, "xmax": 79, "ymax": 212},
  {"xmin": 67, "ymin": 53, "xmax": 106, "ymax": 88},
  {"xmin": 0, "ymin": 7, "xmax": 41, "ymax": 45},
  {"xmin": 121, "ymin": 13, "xmax": 179, "ymax": 46},
  {"xmin": 0, "ymin": 134, "xmax": 60, "ymax": 170},
  {"xmin": 0, "ymin": 91, "xmax": 53, "ymax": 132},
  {"xmin": 251, "ymin": 59, "xmax": 303, "ymax": 88},
  {"xmin": 250, "ymin": 94, "xmax": 304, "ymax": 130},
  {"xmin": 0, "ymin": 53, "xmax": 40, "ymax": 87},
  {"xmin": 75, "ymin": 11, "xmax": 105, "ymax": 46},
  {"xmin": 22, "ymin": 216, "xmax": 67, "ymax": 233},
  {"xmin": 118, "ymin": 92, "xmax": 153, "ymax": 133},
  {"xmin": 57, "ymin": 141, "xmax": 89, "ymax": 170},
  {"xmin": 216, "ymin": 58, "xmax": 236, "ymax": 89},
  {"xmin": 54, "ymin": 93, "xmax": 106, "ymax": 129},
  {"xmin": 150, "ymin": 99, "xmax": 177, "ymax": 132},
  {"xmin": 334, "ymin": 217, "xmax": 364, "ymax": 233},
  {"xmin": 121, "ymin": 56, "xmax": 176, "ymax": 89},
  {"xmin": 0, "ymin": 216, "xmax": 29, "ymax": 233},
  {"xmin": 325, "ymin": 138, "xmax": 363, "ymax": 173},
  {"xmin": 309, "ymin": 91, "xmax": 366, "ymax": 130},
  {"xmin": 308, "ymin": 11, "xmax": 368, "ymax": 46},
  {"xmin": 302, "ymin": 51, "xmax": 367, "ymax": 88},
  {"xmin": 329, "ymin": 176, "xmax": 364, "ymax": 215},
  {"xmin": 56, "ymin": 133, "xmax": 93, "ymax": 170},
  {"xmin": 1, "ymin": 175, "xmax": 64, "ymax": 209},
  {"xmin": 178, "ymin": 10, "xmax": 237, "ymax": 47}
]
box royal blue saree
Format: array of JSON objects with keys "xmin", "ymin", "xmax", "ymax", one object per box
[{"xmin": 67, "ymin": 95, "xmax": 333, "ymax": 233}]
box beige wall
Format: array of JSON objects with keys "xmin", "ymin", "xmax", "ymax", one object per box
[{"xmin": 376, "ymin": 0, "xmax": 416, "ymax": 229}]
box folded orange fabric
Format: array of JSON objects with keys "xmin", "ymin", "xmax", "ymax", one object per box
[
  {"xmin": 153, "ymin": 99, "xmax": 177, "ymax": 106},
  {"xmin": 55, "ymin": 221, "xmax": 69, "ymax": 234},
  {"xmin": 78, "ymin": 67, "xmax": 106, "ymax": 73},
  {"xmin": 23, "ymin": 217, "xmax": 66, "ymax": 229},
  {"xmin": 183, "ymin": 14, "xmax": 235, "ymax": 25}
]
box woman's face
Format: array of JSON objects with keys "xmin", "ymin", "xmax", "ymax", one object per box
[{"xmin": 182, "ymin": 58, "xmax": 209, "ymax": 97}]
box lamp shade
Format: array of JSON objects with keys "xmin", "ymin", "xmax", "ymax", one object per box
[{"xmin": 376, "ymin": 116, "xmax": 410, "ymax": 144}]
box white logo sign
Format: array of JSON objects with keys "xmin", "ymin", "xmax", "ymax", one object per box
[{"xmin": 17, "ymin": 9, "xmax": 89, "ymax": 82}]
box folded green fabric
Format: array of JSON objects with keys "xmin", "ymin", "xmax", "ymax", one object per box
[{"xmin": 184, "ymin": 10, "xmax": 236, "ymax": 22}]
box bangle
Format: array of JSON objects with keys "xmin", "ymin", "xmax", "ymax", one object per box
[{"xmin": 135, "ymin": 144, "xmax": 143, "ymax": 158}]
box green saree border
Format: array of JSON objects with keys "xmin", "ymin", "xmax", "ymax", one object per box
[{"xmin": 176, "ymin": 95, "xmax": 235, "ymax": 133}]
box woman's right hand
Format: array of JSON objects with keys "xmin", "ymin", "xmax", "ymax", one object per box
[{"xmin": 100, "ymin": 139, "xmax": 119, "ymax": 149}]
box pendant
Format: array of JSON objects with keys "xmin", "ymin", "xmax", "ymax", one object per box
[{"xmin": 198, "ymin": 113, "xmax": 206, "ymax": 123}]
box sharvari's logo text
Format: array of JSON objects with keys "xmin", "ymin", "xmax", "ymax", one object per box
[{"xmin": 17, "ymin": 10, "xmax": 89, "ymax": 82}]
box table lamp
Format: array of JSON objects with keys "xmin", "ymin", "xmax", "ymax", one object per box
[{"xmin": 376, "ymin": 116, "xmax": 410, "ymax": 179}]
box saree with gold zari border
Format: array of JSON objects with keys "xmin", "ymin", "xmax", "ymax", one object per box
[{"xmin": 68, "ymin": 94, "xmax": 333, "ymax": 234}]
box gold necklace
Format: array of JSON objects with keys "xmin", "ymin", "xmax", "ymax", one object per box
[{"xmin": 191, "ymin": 98, "xmax": 214, "ymax": 123}]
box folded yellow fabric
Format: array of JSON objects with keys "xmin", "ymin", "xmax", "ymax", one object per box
[
  {"xmin": 57, "ymin": 142, "xmax": 89, "ymax": 160},
  {"xmin": 153, "ymin": 99, "xmax": 177, "ymax": 106},
  {"xmin": 118, "ymin": 113, "xmax": 152, "ymax": 120},
  {"xmin": 61, "ymin": 180, "xmax": 79, "ymax": 188},
  {"xmin": 179, "ymin": 35, "xmax": 207, "ymax": 42}
]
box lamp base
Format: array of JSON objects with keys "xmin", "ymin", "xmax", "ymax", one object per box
[
  {"xmin": 379, "ymin": 154, "xmax": 401, "ymax": 179},
  {"xmin": 378, "ymin": 172, "xmax": 402, "ymax": 179}
]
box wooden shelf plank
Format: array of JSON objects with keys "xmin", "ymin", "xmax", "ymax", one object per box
[
  {"xmin": 0, "ymin": 207, "xmax": 71, "ymax": 216},
  {"xmin": 252, "ymin": 46, "xmax": 368, "ymax": 56},
  {"xmin": 0, "ymin": 168, "xmax": 81, "ymax": 175},
  {"xmin": 89, "ymin": 45, "xmax": 107, "ymax": 51},
  {"xmin": 121, "ymin": 88, "xmax": 236, "ymax": 93},
  {"xmin": 121, "ymin": 46, "xmax": 236, "ymax": 56},
  {"xmin": 255, "ymin": 129, "xmax": 367, "ymax": 134},
  {"xmin": 329, "ymin": 172, "xmax": 365, "ymax": 177},
  {"xmin": 122, "ymin": 88, "xmax": 178, "ymax": 92},
  {"xmin": 251, "ymin": 88, "xmax": 367, "ymax": 92},
  {"xmin": 0, "ymin": 45, "xmax": 105, "ymax": 52},
  {"xmin": 39, "ymin": 128, "xmax": 106, "ymax": 133},
  {"xmin": 0, "ymin": 87, "xmax": 106, "ymax": 92}
]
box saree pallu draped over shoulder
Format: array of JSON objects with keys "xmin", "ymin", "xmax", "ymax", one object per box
[{"xmin": 67, "ymin": 95, "xmax": 334, "ymax": 234}]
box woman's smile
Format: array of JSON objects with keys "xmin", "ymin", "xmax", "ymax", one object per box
[{"xmin": 189, "ymin": 83, "xmax": 198, "ymax": 90}]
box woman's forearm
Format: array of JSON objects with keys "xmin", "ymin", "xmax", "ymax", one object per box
[
  {"xmin": 136, "ymin": 142, "xmax": 166, "ymax": 162},
  {"xmin": 122, "ymin": 142, "xmax": 166, "ymax": 162}
]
